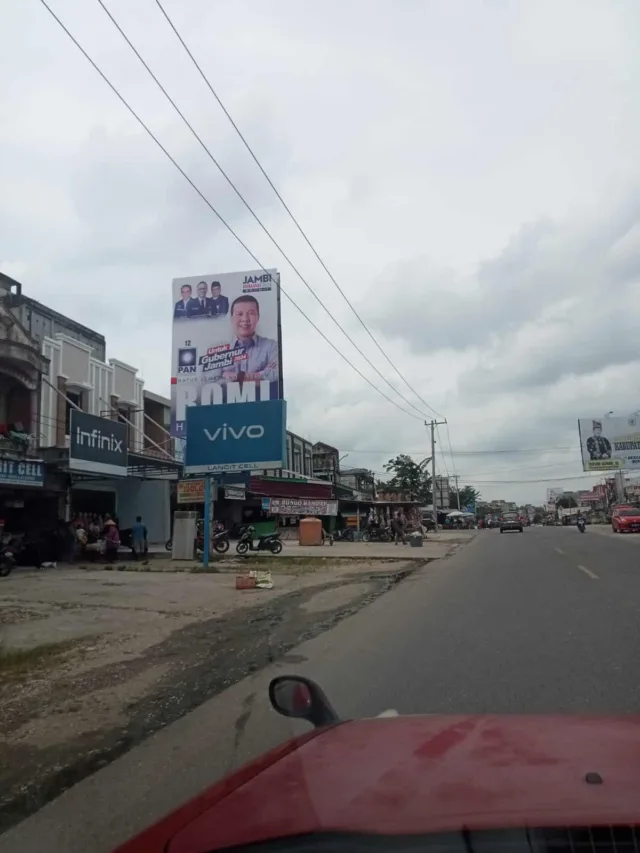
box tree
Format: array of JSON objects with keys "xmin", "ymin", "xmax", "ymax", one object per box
[
  {"xmin": 556, "ymin": 496, "xmax": 577, "ymax": 509},
  {"xmin": 450, "ymin": 485, "xmax": 481, "ymax": 510},
  {"xmin": 383, "ymin": 454, "xmax": 432, "ymax": 504}
]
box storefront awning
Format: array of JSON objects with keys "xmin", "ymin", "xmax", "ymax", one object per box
[
  {"xmin": 249, "ymin": 475, "xmax": 332, "ymax": 500},
  {"xmin": 39, "ymin": 446, "xmax": 182, "ymax": 480}
]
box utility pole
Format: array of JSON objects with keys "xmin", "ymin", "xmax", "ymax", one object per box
[
  {"xmin": 427, "ymin": 419, "xmax": 447, "ymax": 531},
  {"xmin": 453, "ymin": 474, "xmax": 461, "ymax": 510}
]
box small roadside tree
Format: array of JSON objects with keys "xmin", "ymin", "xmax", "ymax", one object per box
[{"xmin": 383, "ymin": 454, "xmax": 432, "ymax": 504}]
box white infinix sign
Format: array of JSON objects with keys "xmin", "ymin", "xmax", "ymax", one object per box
[{"xmin": 70, "ymin": 411, "xmax": 128, "ymax": 477}]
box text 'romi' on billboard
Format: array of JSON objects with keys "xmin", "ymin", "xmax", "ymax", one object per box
[
  {"xmin": 578, "ymin": 416, "xmax": 640, "ymax": 472},
  {"xmin": 170, "ymin": 269, "xmax": 281, "ymax": 437}
]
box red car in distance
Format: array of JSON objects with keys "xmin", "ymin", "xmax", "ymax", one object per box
[{"xmin": 611, "ymin": 505, "xmax": 640, "ymax": 533}]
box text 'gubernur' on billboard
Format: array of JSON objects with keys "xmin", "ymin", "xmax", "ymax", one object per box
[{"xmin": 170, "ymin": 269, "xmax": 281, "ymax": 437}]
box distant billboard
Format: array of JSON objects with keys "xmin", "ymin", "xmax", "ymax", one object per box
[
  {"xmin": 546, "ymin": 488, "xmax": 563, "ymax": 504},
  {"xmin": 434, "ymin": 476, "xmax": 450, "ymax": 508},
  {"xmin": 578, "ymin": 417, "xmax": 640, "ymax": 472},
  {"xmin": 171, "ymin": 269, "xmax": 281, "ymax": 437}
]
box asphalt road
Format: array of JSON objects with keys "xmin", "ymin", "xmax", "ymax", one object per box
[
  {"xmin": 310, "ymin": 524, "xmax": 640, "ymax": 716},
  {"xmin": 4, "ymin": 526, "xmax": 640, "ymax": 853}
]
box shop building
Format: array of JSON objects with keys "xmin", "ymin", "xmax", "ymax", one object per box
[
  {"xmin": 0, "ymin": 272, "xmax": 180, "ymax": 544},
  {"xmin": 0, "ymin": 279, "xmax": 53, "ymax": 533},
  {"xmin": 38, "ymin": 334, "xmax": 180, "ymax": 543}
]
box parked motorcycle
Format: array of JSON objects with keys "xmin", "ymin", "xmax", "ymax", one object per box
[
  {"xmin": 0, "ymin": 547, "xmax": 16, "ymax": 577},
  {"xmin": 236, "ymin": 526, "xmax": 283, "ymax": 555},
  {"xmin": 200, "ymin": 528, "xmax": 230, "ymax": 554},
  {"xmin": 361, "ymin": 525, "xmax": 393, "ymax": 543},
  {"xmin": 333, "ymin": 527, "xmax": 355, "ymax": 542}
]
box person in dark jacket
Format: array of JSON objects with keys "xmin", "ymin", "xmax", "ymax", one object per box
[{"xmin": 587, "ymin": 420, "xmax": 612, "ymax": 460}]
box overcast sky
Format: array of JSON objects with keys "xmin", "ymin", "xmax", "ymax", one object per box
[{"xmin": 2, "ymin": 0, "xmax": 640, "ymax": 504}]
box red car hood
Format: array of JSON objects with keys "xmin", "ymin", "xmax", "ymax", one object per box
[{"xmin": 117, "ymin": 716, "xmax": 640, "ymax": 853}]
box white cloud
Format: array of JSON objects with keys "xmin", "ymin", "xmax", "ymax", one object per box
[{"xmin": 2, "ymin": 0, "xmax": 640, "ymax": 504}]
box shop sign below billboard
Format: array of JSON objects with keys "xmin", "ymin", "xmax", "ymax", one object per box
[
  {"xmin": 185, "ymin": 400, "xmax": 286, "ymax": 474},
  {"xmin": 177, "ymin": 477, "xmax": 249, "ymax": 503},
  {"xmin": 0, "ymin": 458, "xmax": 44, "ymax": 488},
  {"xmin": 225, "ymin": 486, "xmax": 246, "ymax": 500},
  {"xmin": 70, "ymin": 411, "xmax": 128, "ymax": 477},
  {"xmin": 177, "ymin": 478, "xmax": 205, "ymax": 504},
  {"xmin": 267, "ymin": 498, "xmax": 338, "ymax": 516}
]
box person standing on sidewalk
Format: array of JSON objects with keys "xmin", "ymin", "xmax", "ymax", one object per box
[
  {"xmin": 392, "ymin": 510, "xmax": 407, "ymax": 545},
  {"xmin": 104, "ymin": 518, "xmax": 121, "ymax": 564},
  {"xmin": 130, "ymin": 515, "xmax": 148, "ymax": 560}
]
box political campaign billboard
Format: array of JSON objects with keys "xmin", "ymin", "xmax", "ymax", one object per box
[
  {"xmin": 171, "ymin": 269, "xmax": 281, "ymax": 437},
  {"xmin": 578, "ymin": 416, "xmax": 640, "ymax": 472}
]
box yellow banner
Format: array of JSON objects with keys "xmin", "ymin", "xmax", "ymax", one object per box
[{"xmin": 177, "ymin": 479, "xmax": 205, "ymax": 503}]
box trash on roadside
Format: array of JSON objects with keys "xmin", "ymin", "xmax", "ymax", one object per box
[
  {"xmin": 236, "ymin": 574, "xmax": 257, "ymax": 590},
  {"xmin": 249, "ymin": 569, "xmax": 274, "ymax": 590}
]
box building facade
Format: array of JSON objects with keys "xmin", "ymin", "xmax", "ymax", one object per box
[{"xmin": 0, "ymin": 272, "xmax": 179, "ymax": 544}]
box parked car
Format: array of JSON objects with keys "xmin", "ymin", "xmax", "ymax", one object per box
[
  {"xmin": 611, "ymin": 505, "xmax": 640, "ymax": 533},
  {"xmin": 500, "ymin": 512, "xmax": 523, "ymax": 533}
]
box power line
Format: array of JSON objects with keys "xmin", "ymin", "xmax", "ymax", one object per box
[
  {"xmin": 456, "ymin": 461, "xmax": 583, "ymax": 477},
  {"xmin": 93, "ymin": 0, "xmax": 432, "ymax": 423},
  {"xmin": 463, "ymin": 474, "xmax": 597, "ymax": 485},
  {"xmin": 36, "ymin": 0, "xmax": 426, "ymax": 424},
  {"xmin": 152, "ymin": 0, "xmax": 444, "ymax": 421},
  {"xmin": 325, "ymin": 445, "xmax": 580, "ymax": 455}
]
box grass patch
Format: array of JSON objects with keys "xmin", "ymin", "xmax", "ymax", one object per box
[{"xmin": 0, "ymin": 640, "xmax": 79, "ymax": 681}]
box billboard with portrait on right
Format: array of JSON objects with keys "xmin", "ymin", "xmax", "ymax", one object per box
[
  {"xmin": 578, "ymin": 416, "xmax": 640, "ymax": 472},
  {"xmin": 170, "ymin": 269, "xmax": 281, "ymax": 437}
]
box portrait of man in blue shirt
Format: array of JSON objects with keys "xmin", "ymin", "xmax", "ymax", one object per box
[{"xmin": 217, "ymin": 294, "xmax": 278, "ymax": 382}]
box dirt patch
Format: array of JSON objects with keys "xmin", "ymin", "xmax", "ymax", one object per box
[
  {"xmin": 0, "ymin": 640, "xmax": 80, "ymax": 682},
  {"xmin": 301, "ymin": 583, "xmax": 374, "ymax": 613},
  {"xmin": 0, "ymin": 561, "xmax": 427, "ymax": 833}
]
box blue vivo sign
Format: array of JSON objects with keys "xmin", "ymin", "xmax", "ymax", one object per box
[{"xmin": 185, "ymin": 400, "xmax": 286, "ymax": 474}]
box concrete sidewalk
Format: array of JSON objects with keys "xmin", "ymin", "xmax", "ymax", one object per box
[{"xmin": 280, "ymin": 531, "xmax": 475, "ymax": 560}]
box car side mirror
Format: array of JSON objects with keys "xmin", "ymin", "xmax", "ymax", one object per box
[{"xmin": 269, "ymin": 675, "xmax": 340, "ymax": 729}]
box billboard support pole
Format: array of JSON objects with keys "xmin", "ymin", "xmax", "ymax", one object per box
[
  {"xmin": 203, "ymin": 474, "xmax": 211, "ymax": 569},
  {"xmin": 428, "ymin": 419, "xmax": 448, "ymax": 531}
]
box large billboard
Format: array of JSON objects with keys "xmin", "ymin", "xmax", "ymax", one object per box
[
  {"xmin": 171, "ymin": 269, "xmax": 281, "ymax": 437},
  {"xmin": 578, "ymin": 416, "xmax": 640, "ymax": 472},
  {"xmin": 184, "ymin": 400, "xmax": 286, "ymax": 474}
]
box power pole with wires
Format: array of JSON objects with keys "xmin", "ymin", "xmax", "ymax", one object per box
[
  {"xmin": 427, "ymin": 420, "xmax": 448, "ymax": 531},
  {"xmin": 453, "ymin": 474, "xmax": 461, "ymax": 510}
]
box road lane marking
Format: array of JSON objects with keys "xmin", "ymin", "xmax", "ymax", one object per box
[
  {"xmin": 577, "ymin": 564, "xmax": 599, "ymax": 580},
  {"xmin": 555, "ymin": 548, "xmax": 564, "ymax": 555}
]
